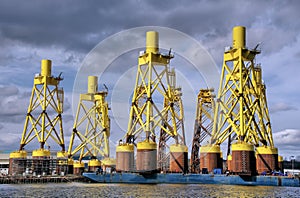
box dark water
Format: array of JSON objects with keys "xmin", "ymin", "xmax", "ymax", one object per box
[{"xmin": 0, "ymin": 183, "xmax": 299, "ymax": 198}]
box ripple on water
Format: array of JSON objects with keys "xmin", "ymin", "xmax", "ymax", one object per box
[{"xmin": 0, "ymin": 183, "xmax": 299, "ymax": 198}]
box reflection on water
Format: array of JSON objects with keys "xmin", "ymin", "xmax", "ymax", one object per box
[{"xmin": 0, "ymin": 183, "xmax": 299, "ymax": 198}]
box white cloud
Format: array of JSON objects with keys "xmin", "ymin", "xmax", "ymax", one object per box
[
  {"xmin": 273, "ymin": 129, "xmax": 300, "ymax": 158},
  {"xmin": 270, "ymin": 102, "xmax": 298, "ymax": 113}
]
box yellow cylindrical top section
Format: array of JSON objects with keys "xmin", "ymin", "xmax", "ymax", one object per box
[
  {"xmin": 200, "ymin": 144, "xmax": 221, "ymax": 153},
  {"xmin": 41, "ymin": 59, "xmax": 52, "ymax": 77},
  {"xmin": 231, "ymin": 142, "xmax": 254, "ymax": 151},
  {"xmin": 9, "ymin": 150, "xmax": 27, "ymax": 159},
  {"xmin": 278, "ymin": 155, "xmax": 283, "ymax": 162},
  {"xmin": 73, "ymin": 161, "xmax": 85, "ymax": 168},
  {"xmin": 116, "ymin": 143, "xmax": 134, "ymax": 152},
  {"xmin": 101, "ymin": 157, "xmax": 116, "ymax": 166},
  {"xmin": 88, "ymin": 76, "xmax": 98, "ymax": 94},
  {"xmin": 227, "ymin": 155, "xmax": 232, "ymax": 161},
  {"xmin": 32, "ymin": 149, "xmax": 51, "ymax": 157},
  {"xmin": 137, "ymin": 140, "xmax": 157, "ymax": 150},
  {"xmin": 57, "ymin": 151, "xmax": 68, "ymax": 158},
  {"xmin": 146, "ymin": 31, "xmax": 159, "ymax": 53},
  {"xmin": 256, "ymin": 146, "xmax": 278, "ymax": 155},
  {"xmin": 232, "ymin": 26, "xmax": 246, "ymax": 49},
  {"xmin": 88, "ymin": 159, "xmax": 101, "ymax": 167},
  {"xmin": 170, "ymin": 144, "xmax": 188, "ymax": 153}
]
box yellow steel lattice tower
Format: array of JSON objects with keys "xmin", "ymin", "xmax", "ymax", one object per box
[
  {"xmin": 125, "ymin": 31, "xmax": 185, "ymax": 144},
  {"xmin": 68, "ymin": 76, "xmax": 111, "ymax": 163},
  {"xmin": 254, "ymin": 66, "xmax": 274, "ymax": 147},
  {"xmin": 211, "ymin": 26, "xmax": 265, "ymax": 146},
  {"xmin": 158, "ymin": 68, "xmax": 186, "ymax": 172},
  {"xmin": 19, "ymin": 59, "xmax": 65, "ymax": 152},
  {"xmin": 117, "ymin": 31, "xmax": 187, "ymax": 173},
  {"xmin": 190, "ymin": 89, "xmax": 215, "ymax": 173},
  {"xmin": 209, "ymin": 26, "xmax": 279, "ymax": 175}
]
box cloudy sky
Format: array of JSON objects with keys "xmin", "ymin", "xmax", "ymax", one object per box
[{"xmin": 0, "ymin": 0, "xmax": 299, "ymax": 160}]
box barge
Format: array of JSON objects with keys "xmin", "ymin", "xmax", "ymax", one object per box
[{"xmin": 83, "ymin": 172, "xmax": 300, "ymax": 187}]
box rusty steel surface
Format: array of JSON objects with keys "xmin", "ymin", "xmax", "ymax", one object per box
[
  {"xmin": 256, "ymin": 154, "xmax": 278, "ymax": 174},
  {"xmin": 200, "ymin": 153, "xmax": 222, "ymax": 173},
  {"xmin": 231, "ymin": 150, "xmax": 256, "ymax": 175},
  {"xmin": 116, "ymin": 152, "xmax": 134, "ymax": 172},
  {"xmin": 9, "ymin": 158, "xmax": 26, "ymax": 175},
  {"xmin": 136, "ymin": 149, "xmax": 157, "ymax": 171},
  {"xmin": 169, "ymin": 152, "xmax": 188, "ymax": 173}
]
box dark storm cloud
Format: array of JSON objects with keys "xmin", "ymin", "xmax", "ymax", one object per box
[{"xmin": 1, "ymin": 0, "xmax": 299, "ymax": 56}]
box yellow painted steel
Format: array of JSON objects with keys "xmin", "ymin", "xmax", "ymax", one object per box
[
  {"xmin": 231, "ymin": 142, "xmax": 254, "ymax": 151},
  {"xmin": 19, "ymin": 59, "xmax": 65, "ymax": 152},
  {"xmin": 101, "ymin": 157, "xmax": 116, "ymax": 166},
  {"xmin": 254, "ymin": 66, "xmax": 274, "ymax": 147},
  {"xmin": 124, "ymin": 31, "xmax": 186, "ymax": 172},
  {"xmin": 88, "ymin": 76, "xmax": 98, "ymax": 94},
  {"xmin": 41, "ymin": 59, "xmax": 52, "ymax": 77},
  {"xmin": 232, "ymin": 26, "xmax": 246, "ymax": 49},
  {"xmin": 200, "ymin": 144, "xmax": 221, "ymax": 153},
  {"xmin": 116, "ymin": 144, "xmax": 134, "ymax": 152},
  {"xmin": 32, "ymin": 149, "xmax": 50, "ymax": 157},
  {"xmin": 137, "ymin": 140, "xmax": 157, "ymax": 150},
  {"xmin": 170, "ymin": 144, "xmax": 188, "ymax": 153},
  {"xmin": 211, "ymin": 26, "xmax": 275, "ymax": 152},
  {"xmin": 278, "ymin": 155, "xmax": 283, "ymax": 162},
  {"xmin": 125, "ymin": 31, "xmax": 186, "ymax": 147},
  {"xmin": 256, "ymin": 146, "xmax": 278, "ymax": 155},
  {"xmin": 9, "ymin": 150, "xmax": 27, "ymax": 159},
  {"xmin": 73, "ymin": 161, "xmax": 85, "ymax": 168},
  {"xmin": 68, "ymin": 158, "xmax": 74, "ymax": 165},
  {"xmin": 146, "ymin": 31, "xmax": 159, "ymax": 53},
  {"xmin": 57, "ymin": 151, "xmax": 68, "ymax": 158},
  {"xmin": 88, "ymin": 159, "xmax": 101, "ymax": 167},
  {"xmin": 68, "ymin": 76, "xmax": 110, "ymax": 162}
]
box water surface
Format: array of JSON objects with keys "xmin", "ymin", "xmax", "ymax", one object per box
[{"xmin": 0, "ymin": 183, "xmax": 299, "ymax": 197}]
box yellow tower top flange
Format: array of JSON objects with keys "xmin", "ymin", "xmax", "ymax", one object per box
[
  {"xmin": 170, "ymin": 144, "xmax": 188, "ymax": 153},
  {"xmin": 200, "ymin": 144, "xmax": 221, "ymax": 153},
  {"xmin": 231, "ymin": 142, "xmax": 254, "ymax": 151},
  {"xmin": 32, "ymin": 149, "xmax": 51, "ymax": 157},
  {"xmin": 9, "ymin": 150, "xmax": 27, "ymax": 159},
  {"xmin": 256, "ymin": 146, "xmax": 278, "ymax": 155},
  {"xmin": 137, "ymin": 140, "xmax": 157, "ymax": 150},
  {"xmin": 73, "ymin": 161, "xmax": 85, "ymax": 168}
]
